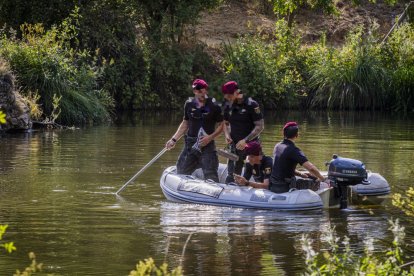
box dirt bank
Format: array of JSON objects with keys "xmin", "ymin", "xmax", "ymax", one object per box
[{"xmin": 193, "ymin": 0, "xmax": 407, "ymax": 47}]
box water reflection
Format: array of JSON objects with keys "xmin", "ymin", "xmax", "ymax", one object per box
[{"xmin": 156, "ymin": 201, "xmax": 391, "ymax": 275}]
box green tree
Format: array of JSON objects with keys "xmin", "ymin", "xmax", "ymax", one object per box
[
  {"xmin": 134, "ymin": 0, "xmax": 222, "ymax": 45},
  {"xmin": 0, "ymin": 0, "xmax": 75, "ymax": 31}
]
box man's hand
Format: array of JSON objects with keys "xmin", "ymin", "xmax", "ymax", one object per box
[
  {"xmin": 225, "ymin": 134, "xmax": 233, "ymax": 144},
  {"xmin": 234, "ymin": 174, "xmax": 248, "ymax": 186},
  {"xmin": 236, "ymin": 139, "xmax": 247, "ymax": 150},
  {"xmin": 199, "ymin": 135, "xmax": 212, "ymax": 147},
  {"xmin": 165, "ymin": 139, "xmax": 176, "ymax": 150}
]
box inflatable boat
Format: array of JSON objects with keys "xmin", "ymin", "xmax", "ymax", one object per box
[
  {"xmin": 160, "ymin": 165, "xmax": 328, "ymax": 210},
  {"xmin": 160, "ymin": 156, "xmax": 391, "ymax": 210}
]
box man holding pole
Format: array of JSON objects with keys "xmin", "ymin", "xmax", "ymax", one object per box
[{"xmin": 165, "ymin": 79, "xmax": 223, "ymax": 182}]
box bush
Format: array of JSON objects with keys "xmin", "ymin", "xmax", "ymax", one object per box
[
  {"xmin": 0, "ymin": 10, "xmax": 114, "ymax": 125},
  {"xmin": 222, "ymin": 19, "xmax": 305, "ymax": 109}
]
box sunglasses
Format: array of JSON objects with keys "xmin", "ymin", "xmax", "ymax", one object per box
[{"xmin": 192, "ymin": 84, "xmax": 204, "ymax": 90}]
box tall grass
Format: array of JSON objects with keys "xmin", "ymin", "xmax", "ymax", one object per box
[
  {"xmin": 308, "ymin": 28, "xmax": 387, "ymax": 110},
  {"xmin": 381, "ymin": 23, "xmax": 414, "ymax": 114}
]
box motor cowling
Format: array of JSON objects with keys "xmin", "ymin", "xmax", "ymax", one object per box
[
  {"xmin": 327, "ymin": 154, "xmax": 370, "ymax": 209},
  {"xmin": 328, "ymin": 154, "xmax": 369, "ymax": 186}
]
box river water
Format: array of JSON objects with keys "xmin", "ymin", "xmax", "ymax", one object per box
[{"xmin": 0, "ymin": 111, "xmax": 413, "ymax": 275}]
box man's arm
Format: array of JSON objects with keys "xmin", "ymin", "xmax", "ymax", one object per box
[
  {"xmin": 165, "ymin": 120, "xmax": 188, "ymax": 149},
  {"xmin": 295, "ymin": 170, "xmax": 309, "ymax": 178},
  {"xmin": 248, "ymin": 178, "xmax": 269, "ymax": 189},
  {"xmin": 199, "ymin": 122, "xmax": 223, "ymax": 147},
  {"xmin": 235, "ymin": 119, "xmax": 264, "ymax": 150},
  {"xmin": 302, "ymin": 161, "xmax": 325, "ymax": 182},
  {"xmin": 235, "ymin": 174, "xmax": 269, "ymax": 189}
]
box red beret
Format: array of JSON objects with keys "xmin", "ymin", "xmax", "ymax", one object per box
[
  {"xmin": 244, "ymin": 141, "xmax": 262, "ymax": 156},
  {"xmin": 283, "ymin": 121, "xmax": 298, "ymax": 130},
  {"xmin": 192, "ymin": 79, "xmax": 208, "ymax": 90},
  {"xmin": 221, "ymin": 81, "xmax": 239, "ymax": 94}
]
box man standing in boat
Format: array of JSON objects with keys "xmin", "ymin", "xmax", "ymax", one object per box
[
  {"xmin": 221, "ymin": 81, "xmax": 264, "ymax": 183},
  {"xmin": 165, "ymin": 79, "xmax": 223, "ymax": 182},
  {"xmin": 270, "ymin": 122, "xmax": 326, "ymax": 193},
  {"xmin": 233, "ymin": 141, "xmax": 273, "ymax": 189}
]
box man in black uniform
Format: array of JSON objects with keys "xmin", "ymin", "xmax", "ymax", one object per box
[
  {"xmin": 233, "ymin": 141, "xmax": 273, "ymax": 189},
  {"xmin": 221, "ymin": 81, "xmax": 264, "ymax": 183},
  {"xmin": 270, "ymin": 122, "xmax": 326, "ymax": 193},
  {"xmin": 165, "ymin": 79, "xmax": 223, "ymax": 182}
]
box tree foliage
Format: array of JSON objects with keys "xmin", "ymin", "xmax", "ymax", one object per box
[
  {"xmin": 134, "ymin": 0, "xmax": 222, "ymax": 45},
  {"xmin": 0, "ymin": 0, "xmax": 75, "ymax": 31}
]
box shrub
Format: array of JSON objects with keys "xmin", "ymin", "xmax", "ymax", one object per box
[
  {"xmin": 222, "ymin": 19, "xmax": 305, "ymax": 109},
  {"xmin": 0, "ymin": 9, "xmax": 114, "ymax": 125}
]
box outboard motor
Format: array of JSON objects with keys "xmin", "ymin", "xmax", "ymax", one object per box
[{"xmin": 327, "ymin": 154, "xmax": 370, "ymax": 209}]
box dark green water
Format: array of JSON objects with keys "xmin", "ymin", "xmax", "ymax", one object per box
[{"xmin": 1, "ymin": 111, "xmax": 413, "ymax": 275}]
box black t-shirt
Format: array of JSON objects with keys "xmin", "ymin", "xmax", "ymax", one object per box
[
  {"xmin": 184, "ymin": 97, "xmax": 223, "ymax": 137},
  {"xmin": 223, "ymin": 97, "xmax": 263, "ymax": 143},
  {"xmin": 243, "ymin": 155, "xmax": 273, "ymax": 184},
  {"xmin": 271, "ymin": 139, "xmax": 308, "ymax": 182}
]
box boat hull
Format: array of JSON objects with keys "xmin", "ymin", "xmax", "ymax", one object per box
[
  {"xmin": 160, "ymin": 164, "xmax": 390, "ymax": 210},
  {"xmin": 161, "ymin": 166, "xmax": 325, "ymax": 211}
]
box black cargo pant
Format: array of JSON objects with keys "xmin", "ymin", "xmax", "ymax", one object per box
[
  {"xmin": 225, "ymin": 143, "xmax": 248, "ymax": 183},
  {"xmin": 269, "ymin": 177, "xmax": 320, "ymax": 193},
  {"xmin": 269, "ymin": 179, "xmax": 290, "ymax": 193},
  {"xmin": 176, "ymin": 136, "xmax": 219, "ymax": 182}
]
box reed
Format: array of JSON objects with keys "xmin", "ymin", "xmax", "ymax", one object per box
[
  {"xmin": 309, "ymin": 29, "xmax": 387, "ymax": 110},
  {"xmin": 381, "ymin": 23, "xmax": 414, "ymax": 113}
]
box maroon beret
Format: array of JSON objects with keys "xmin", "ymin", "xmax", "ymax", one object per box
[
  {"xmin": 192, "ymin": 79, "xmax": 208, "ymax": 90},
  {"xmin": 244, "ymin": 141, "xmax": 262, "ymax": 156},
  {"xmin": 221, "ymin": 81, "xmax": 239, "ymax": 94},
  {"xmin": 283, "ymin": 121, "xmax": 298, "ymax": 130}
]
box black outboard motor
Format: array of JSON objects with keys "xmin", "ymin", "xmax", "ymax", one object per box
[{"xmin": 327, "ymin": 154, "xmax": 370, "ymax": 209}]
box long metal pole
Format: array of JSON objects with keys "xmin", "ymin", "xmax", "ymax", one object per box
[{"xmin": 115, "ymin": 147, "xmax": 168, "ymax": 195}]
